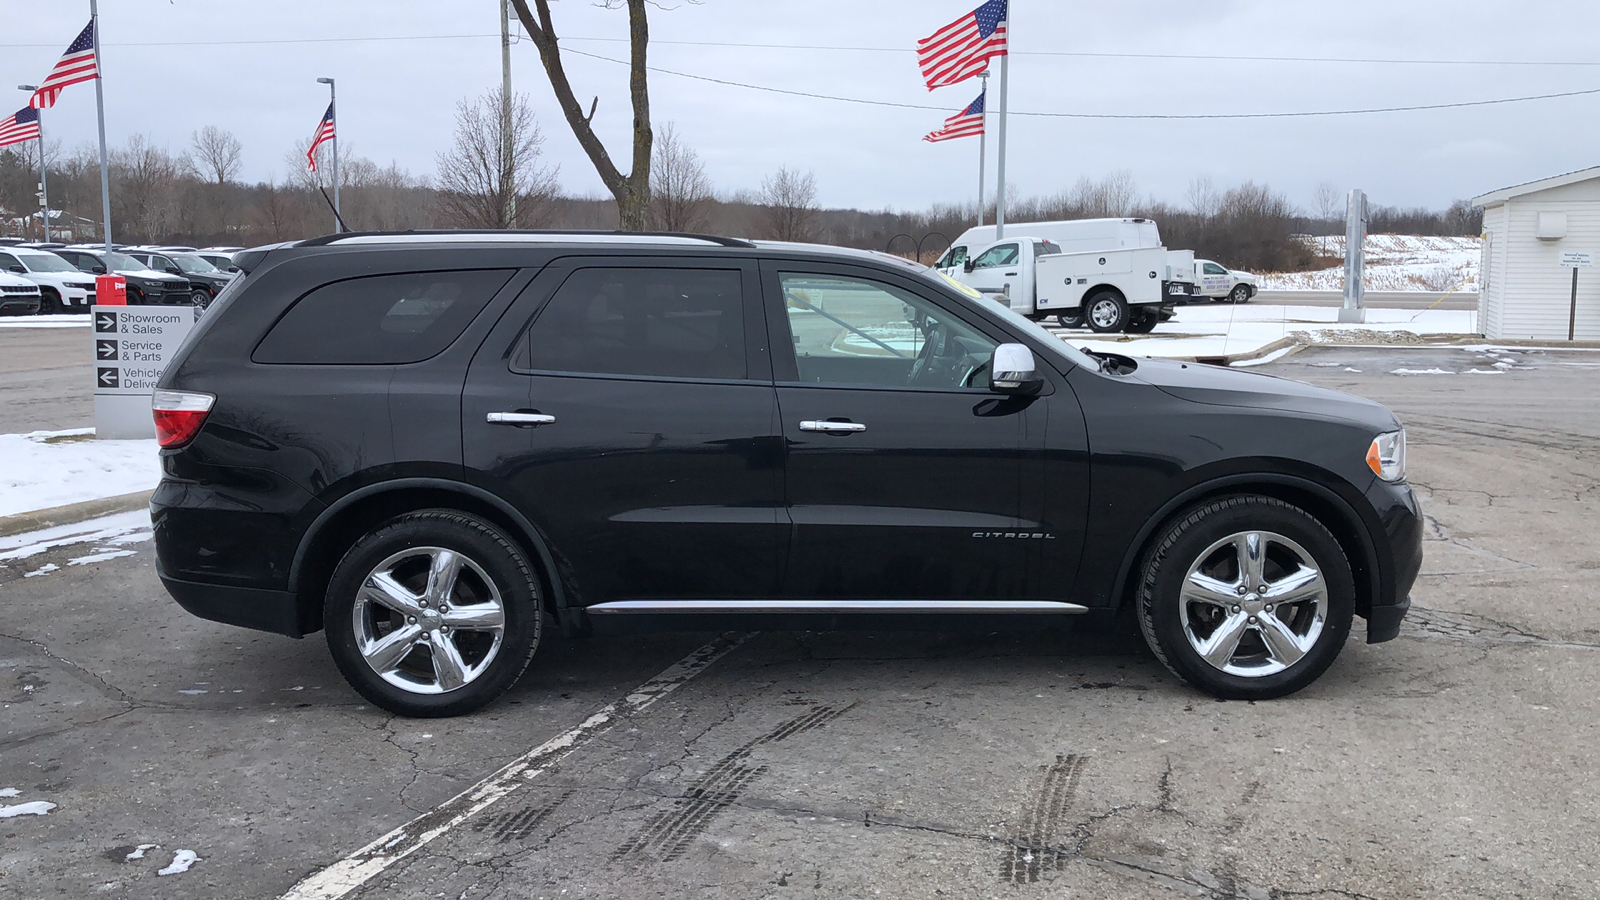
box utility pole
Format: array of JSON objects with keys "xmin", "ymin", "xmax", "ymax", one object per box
[
  {"xmin": 501, "ymin": 0, "xmax": 517, "ymax": 228},
  {"xmin": 317, "ymin": 77, "xmax": 340, "ymax": 232},
  {"xmin": 17, "ymin": 85, "xmax": 48, "ymax": 242},
  {"xmin": 89, "ymin": 0, "xmax": 111, "ymax": 250},
  {"xmin": 993, "ymin": 5, "xmax": 1010, "ymax": 240},
  {"xmin": 976, "ymin": 71, "xmax": 988, "ymax": 228}
]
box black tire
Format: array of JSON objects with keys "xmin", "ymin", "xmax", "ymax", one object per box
[
  {"xmin": 1229, "ymin": 284, "xmax": 1252, "ymax": 304},
  {"xmin": 1085, "ymin": 290, "xmax": 1129, "ymax": 334},
  {"xmin": 1058, "ymin": 310, "xmax": 1085, "ymax": 329},
  {"xmin": 1126, "ymin": 310, "xmax": 1158, "ymax": 334},
  {"xmin": 324, "ymin": 509, "xmax": 542, "ymax": 717},
  {"xmin": 1136, "ymin": 495, "xmax": 1354, "ymax": 701},
  {"xmin": 190, "ymin": 288, "xmax": 210, "ymax": 309},
  {"xmin": 37, "ymin": 288, "xmax": 61, "ymax": 315}
]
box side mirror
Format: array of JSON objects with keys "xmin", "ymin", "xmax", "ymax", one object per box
[
  {"xmin": 91, "ymin": 265, "xmax": 107, "ymax": 274},
  {"xmin": 7, "ymin": 265, "xmax": 24, "ymax": 274},
  {"xmin": 990, "ymin": 343, "xmax": 1043, "ymax": 395},
  {"xmin": 166, "ymin": 266, "xmax": 182, "ymax": 275},
  {"xmin": 226, "ymin": 266, "xmax": 240, "ymax": 273},
  {"xmin": 963, "ymin": 258, "xmax": 976, "ymax": 274}
]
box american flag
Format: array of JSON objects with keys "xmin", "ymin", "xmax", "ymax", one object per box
[
  {"xmin": 30, "ymin": 20, "xmax": 99, "ymax": 109},
  {"xmin": 923, "ymin": 92, "xmax": 985, "ymax": 143},
  {"xmin": 0, "ymin": 107, "xmax": 42, "ymax": 148},
  {"xmin": 306, "ymin": 103, "xmax": 336, "ymax": 172},
  {"xmin": 917, "ymin": 0, "xmax": 1008, "ymax": 91}
]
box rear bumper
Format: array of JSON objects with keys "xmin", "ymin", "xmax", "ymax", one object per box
[{"xmin": 159, "ymin": 573, "xmax": 306, "ymax": 638}]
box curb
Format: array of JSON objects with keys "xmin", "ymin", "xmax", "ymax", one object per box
[{"xmin": 0, "ymin": 490, "xmax": 154, "ymax": 540}]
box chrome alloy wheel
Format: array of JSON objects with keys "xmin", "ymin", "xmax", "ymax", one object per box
[
  {"xmin": 352, "ymin": 546, "xmax": 507, "ymax": 694},
  {"xmin": 1090, "ymin": 298, "xmax": 1121, "ymax": 329},
  {"xmin": 1178, "ymin": 531, "xmax": 1328, "ymax": 677}
]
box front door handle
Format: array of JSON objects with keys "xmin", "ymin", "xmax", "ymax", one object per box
[
  {"xmin": 1004, "ymin": 271, "xmax": 1018, "ymax": 276},
  {"xmin": 800, "ymin": 420, "xmax": 867, "ymax": 434},
  {"xmin": 487, "ymin": 411, "xmax": 556, "ymax": 427}
]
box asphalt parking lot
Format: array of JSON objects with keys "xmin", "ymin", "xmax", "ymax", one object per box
[{"xmin": 3, "ymin": 342, "xmax": 1598, "ymax": 899}]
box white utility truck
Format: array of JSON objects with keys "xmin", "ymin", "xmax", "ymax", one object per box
[
  {"xmin": 1193, "ymin": 259, "xmax": 1258, "ymax": 302},
  {"xmin": 941, "ymin": 235, "xmax": 1181, "ymax": 333}
]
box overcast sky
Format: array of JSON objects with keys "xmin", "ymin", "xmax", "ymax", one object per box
[{"xmin": 8, "ymin": 0, "xmax": 1600, "ymax": 215}]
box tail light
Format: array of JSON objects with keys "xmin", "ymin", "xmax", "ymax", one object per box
[{"xmin": 152, "ymin": 389, "xmax": 215, "ymax": 448}]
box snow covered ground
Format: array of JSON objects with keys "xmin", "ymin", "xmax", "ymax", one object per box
[
  {"xmin": 1057, "ymin": 304, "xmax": 1479, "ymax": 363},
  {"xmin": 0, "ymin": 314, "xmax": 90, "ymax": 329},
  {"xmin": 1259, "ymin": 235, "xmax": 1481, "ymax": 292},
  {"xmin": 0, "ymin": 429, "xmax": 160, "ymax": 517}
]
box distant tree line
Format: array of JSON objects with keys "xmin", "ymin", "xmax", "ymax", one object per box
[{"xmin": 0, "ymin": 106, "xmax": 1480, "ymax": 273}]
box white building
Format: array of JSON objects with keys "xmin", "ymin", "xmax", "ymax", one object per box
[{"xmin": 1473, "ymin": 167, "xmax": 1600, "ymax": 341}]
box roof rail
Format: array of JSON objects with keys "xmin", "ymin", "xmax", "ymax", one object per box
[{"xmin": 295, "ymin": 229, "xmax": 758, "ymax": 249}]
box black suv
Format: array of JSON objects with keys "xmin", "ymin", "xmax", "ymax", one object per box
[
  {"xmin": 124, "ymin": 248, "xmax": 234, "ymax": 308},
  {"xmin": 152, "ymin": 232, "xmax": 1421, "ymax": 717},
  {"xmin": 53, "ymin": 248, "xmax": 192, "ymax": 305}
]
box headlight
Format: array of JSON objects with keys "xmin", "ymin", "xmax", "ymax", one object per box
[{"xmin": 1366, "ymin": 430, "xmax": 1406, "ymax": 482}]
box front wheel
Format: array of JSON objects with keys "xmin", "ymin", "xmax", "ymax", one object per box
[
  {"xmin": 324, "ymin": 510, "xmax": 542, "ymax": 717},
  {"xmin": 1085, "ymin": 291, "xmax": 1129, "ymax": 334},
  {"xmin": 191, "ymin": 288, "xmax": 211, "ymax": 310},
  {"xmin": 38, "ymin": 289, "xmax": 61, "ymax": 315},
  {"xmin": 1230, "ymin": 284, "xmax": 1253, "ymax": 303},
  {"xmin": 1136, "ymin": 495, "xmax": 1354, "ymax": 700},
  {"xmin": 1058, "ymin": 310, "xmax": 1086, "ymax": 329}
]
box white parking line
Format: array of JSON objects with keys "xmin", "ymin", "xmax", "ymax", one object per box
[{"xmin": 279, "ymin": 633, "xmax": 750, "ymax": 900}]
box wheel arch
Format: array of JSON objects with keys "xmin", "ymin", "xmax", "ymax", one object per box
[
  {"xmin": 287, "ymin": 478, "xmax": 570, "ymax": 636},
  {"xmin": 1108, "ymin": 472, "xmax": 1381, "ymax": 621}
]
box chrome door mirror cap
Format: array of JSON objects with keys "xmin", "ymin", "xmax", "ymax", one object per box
[{"xmin": 990, "ymin": 343, "xmax": 1043, "ymax": 395}]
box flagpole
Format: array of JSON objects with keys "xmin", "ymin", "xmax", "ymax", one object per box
[
  {"xmin": 977, "ymin": 71, "xmax": 988, "ymax": 228},
  {"xmin": 993, "ymin": 4, "xmax": 1009, "ymax": 240},
  {"xmin": 89, "ymin": 0, "xmax": 111, "ymax": 251}
]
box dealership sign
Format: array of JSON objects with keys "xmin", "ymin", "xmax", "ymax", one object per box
[{"xmin": 92, "ymin": 305, "xmax": 197, "ymax": 438}]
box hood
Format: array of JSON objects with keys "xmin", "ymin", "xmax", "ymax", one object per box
[
  {"xmin": 0, "ymin": 271, "xmax": 39, "ymax": 289},
  {"xmin": 1130, "ymin": 357, "xmax": 1397, "ymax": 431},
  {"xmin": 116, "ymin": 267, "xmax": 187, "ymax": 285}
]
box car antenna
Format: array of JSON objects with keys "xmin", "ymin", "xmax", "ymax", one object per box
[{"xmin": 318, "ymin": 186, "xmax": 351, "ymax": 234}]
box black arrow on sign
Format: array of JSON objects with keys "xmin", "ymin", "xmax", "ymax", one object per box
[
  {"xmin": 96, "ymin": 340, "xmax": 118, "ymax": 360},
  {"xmin": 97, "ymin": 367, "xmax": 120, "ymax": 388},
  {"xmin": 95, "ymin": 312, "xmax": 117, "ymax": 332}
]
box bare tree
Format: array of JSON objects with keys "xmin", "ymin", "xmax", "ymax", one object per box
[
  {"xmin": 648, "ymin": 122, "xmax": 712, "ymax": 232},
  {"xmin": 435, "ymin": 88, "xmax": 558, "ymax": 229},
  {"xmin": 109, "ymin": 134, "xmax": 186, "ymax": 242},
  {"xmin": 1186, "ymin": 175, "xmax": 1221, "ymax": 219},
  {"xmin": 1313, "ymin": 182, "xmax": 1343, "ymax": 223},
  {"xmin": 757, "ymin": 166, "xmax": 819, "ymax": 242},
  {"xmin": 190, "ymin": 126, "xmax": 243, "ymax": 186},
  {"xmin": 510, "ymin": 0, "xmax": 655, "ymax": 230}
]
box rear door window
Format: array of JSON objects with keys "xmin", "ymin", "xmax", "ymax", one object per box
[
  {"xmin": 253, "ymin": 269, "xmax": 513, "ymax": 365},
  {"xmin": 513, "ymin": 266, "xmax": 748, "ymax": 381}
]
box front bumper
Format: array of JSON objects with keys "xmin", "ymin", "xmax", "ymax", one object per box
[
  {"xmin": 0, "ymin": 294, "xmax": 41, "ymax": 314},
  {"xmin": 1362, "ymin": 478, "xmax": 1423, "ymax": 643}
]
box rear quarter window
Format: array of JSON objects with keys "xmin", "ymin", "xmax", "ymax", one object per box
[{"xmin": 253, "ymin": 269, "xmax": 513, "ymax": 365}]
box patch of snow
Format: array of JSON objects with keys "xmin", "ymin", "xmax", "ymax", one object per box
[
  {"xmin": 1230, "ymin": 345, "xmax": 1298, "ymax": 367},
  {"xmin": 1343, "ymin": 367, "xmax": 1363, "ymax": 373},
  {"xmin": 1261, "ymin": 234, "xmax": 1481, "ymax": 292},
  {"xmin": 0, "ymin": 511, "xmax": 151, "ymax": 562},
  {"xmin": 0, "ymin": 788, "xmax": 19, "ymax": 797},
  {"xmin": 0, "ymin": 800, "xmax": 57, "ymax": 818},
  {"xmin": 157, "ymin": 849, "xmax": 199, "ymax": 876},
  {"xmin": 125, "ymin": 843, "xmax": 159, "ymax": 861},
  {"xmin": 0, "ymin": 430, "xmax": 160, "ymax": 517},
  {"xmin": 1391, "ymin": 368, "xmax": 1456, "ymax": 375},
  {"xmin": 22, "ymin": 563, "xmax": 59, "ymax": 578},
  {"xmin": 67, "ymin": 548, "xmax": 139, "ymax": 566},
  {"xmin": 0, "ymin": 316, "xmax": 90, "ymax": 329},
  {"xmin": 1464, "ymin": 368, "xmax": 1504, "ymax": 374},
  {"xmin": 178, "ymin": 689, "xmax": 208, "ymax": 695}
]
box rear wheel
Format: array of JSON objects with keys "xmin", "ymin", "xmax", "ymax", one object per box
[
  {"xmin": 324, "ymin": 510, "xmax": 542, "ymax": 717},
  {"xmin": 1085, "ymin": 291, "xmax": 1129, "ymax": 334},
  {"xmin": 1136, "ymin": 495, "xmax": 1354, "ymax": 700},
  {"xmin": 1126, "ymin": 310, "xmax": 1158, "ymax": 334}
]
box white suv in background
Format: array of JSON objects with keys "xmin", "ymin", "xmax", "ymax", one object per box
[{"xmin": 0, "ymin": 247, "xmax": 96, "ymax": 314}]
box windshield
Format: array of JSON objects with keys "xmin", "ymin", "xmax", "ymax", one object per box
[
  {"xmin": 915, "ymin": 268, "xmax": 1097, "ymax": 371},
  {"xmin": 171, "ymin": 255, "xmax": 220, "ymax": 274},
  {"xmin": 18, "ymin": 253, "xmax": 78, "ymax": 273}
]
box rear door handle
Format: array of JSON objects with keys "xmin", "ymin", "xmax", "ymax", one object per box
[
  {"xmin": 799, "ymin": 420, "xmax": 867, "ymax": 434},
  {"xmin": 487, "ymin": 411, "xmax": 556, "ymax": 427}
]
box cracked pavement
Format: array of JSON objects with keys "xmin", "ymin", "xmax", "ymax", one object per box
[{"xmin": 2, "ymin": 344, "xmax": 1598, "ymax": 898}]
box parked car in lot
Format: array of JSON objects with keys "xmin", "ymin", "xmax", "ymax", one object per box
[
  {"xmin": 52, "ymin": 248, "xmax": 193, "ymax": 305},
  {"xmin": 1196, "ymin": 259, "xmax": 1258, "ymax": 302},
  {"xmin": 152, "ymin": 231, "xmax": 1422, "ymax": 717},
  {"xmin": 124, "ymin": 248, "xmax": 235, "ymax": 308},
  {"xmin": 0, "ymin": 247, "xmax": 95, "ymax": 313},
  {"xmin": 0, "ymin": 269, "xmax": 43, "ymax": 315}
]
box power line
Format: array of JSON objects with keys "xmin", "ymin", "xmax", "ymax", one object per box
[
  {"xmin": 561, "ymin": 47, "xmax": 1600, "ymax": 120},
  {"xmin": 0, "ymin": 32, "xmax": 1595, "ymax": 68}
]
